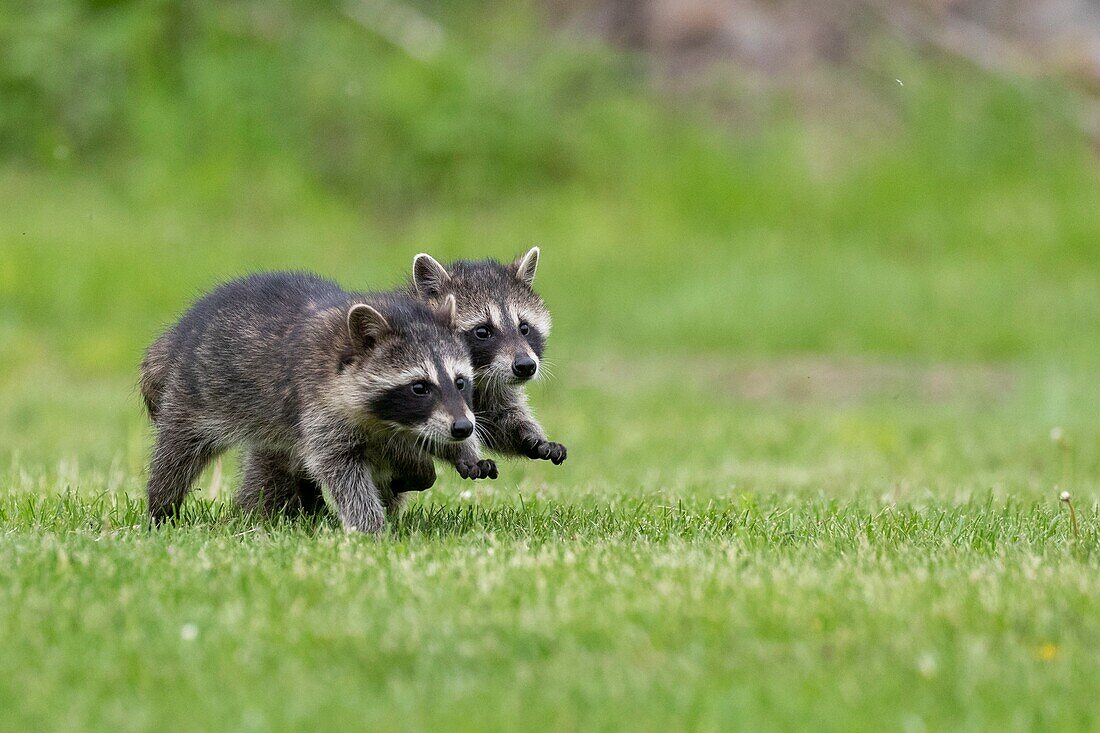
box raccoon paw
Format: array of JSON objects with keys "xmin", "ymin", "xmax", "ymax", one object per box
[
  {"xmin": 524, "ymin": 439, "xmax": 567, "ymax": 465},
  {"xmin": 477, "ymin": 459, "xmax": 498, "ymax": 479},
  {"xmin": 456, "ymin": 459, "xmax": 498, "ymax": 480}
]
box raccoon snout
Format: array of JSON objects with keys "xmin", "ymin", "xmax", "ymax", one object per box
[
  {"xmin": 451, "ymin": 418, "xmax": 474, "ymax": 440},
  {"xmin": 512, "ymin": 355, "xmax": 537, "ymax": 380}
]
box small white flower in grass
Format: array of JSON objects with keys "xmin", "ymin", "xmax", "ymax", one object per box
[
  {"xmin": 459, "ymin": 490, "xmax": 473, "ymax": 500},
  {"xmin": 1051, "ymin": 427, "xmax": 1065, "ymax": 444},
  {"xmin": 1059, "ymin": 491, "xmax": 1080, "ymax": 542},
  {"xmin": 180, "ymin": 623, "xmax": 199, "ymax": 641}
]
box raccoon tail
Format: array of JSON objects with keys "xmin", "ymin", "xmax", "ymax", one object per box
[{"xmin": 139, "ymin": 335, "xmax": 171, "ymax": 422}]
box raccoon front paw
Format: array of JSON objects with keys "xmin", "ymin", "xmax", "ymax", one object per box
[
  {"xmin": 523, "ymin": 439, "xmax": 567, "ymax": 465},
  {"xmin": 477, "ymin": 459, "xmax": 499, "ymax": 479},
  {"xmin": 455, "ymin": 459, "xmax": 498, "ymax": 480}
]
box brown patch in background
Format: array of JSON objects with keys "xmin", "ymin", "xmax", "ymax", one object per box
[
  {"xmin": 548, "ymin": 0, "xmax": 1100, "ymax": 83},
  {"xmin": 545, "ymin": 0, "xmax": 1100, "ymax": 137}
]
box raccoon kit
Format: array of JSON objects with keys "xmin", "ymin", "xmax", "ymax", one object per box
[
  {"xmin": 409, "ymin": 247, "xmax": 567, "ymax": 466},
  {"xmin": 139, "ymin": 272, "xmax": 496, "ymax": 533}
]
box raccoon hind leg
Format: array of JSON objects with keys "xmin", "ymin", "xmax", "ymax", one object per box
[
  {"xmin": 147, "ymin": 420, "xmax": 221, "ymax": 524},
  {"xmin": 238, "ymin": 448, "xmax": 325, "ymax": 518}
]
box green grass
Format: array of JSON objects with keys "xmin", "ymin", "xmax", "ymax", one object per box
[
  {"xmin": 2, "ymin": 355, "xmax": 1097, "ymax": 731},
  {"xmin": 4, "ymin": 2, "xmax": 1100, "ymax": 730},
  {"xmin": 1, "ymin": 492, "xmax": 1097, "ymax": 732}
]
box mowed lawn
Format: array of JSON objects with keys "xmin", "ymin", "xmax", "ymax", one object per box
[{"xmin": 4, "ymin": 51, "xmax": 1100, "ymax": 732}]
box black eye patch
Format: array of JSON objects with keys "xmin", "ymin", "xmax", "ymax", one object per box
[
  {"xmin": 369, "ymin": 383, "xmax": 437, "ymax": 426},
  {"xmin": 464, "ymin": 331, "xmax": 500, "ymax": 370},
  {"xmin": 523, "ymin": 324, "xmax": 546, "ymax": 358}
]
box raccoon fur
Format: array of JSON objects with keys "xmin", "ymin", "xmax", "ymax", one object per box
[
  {"xmin": 406, "ymin": 247, "xmax": 567, "ymax": 466},
  {"xmin": 139, "ymin": 272, "xmax": 496, "ymax": 533}
]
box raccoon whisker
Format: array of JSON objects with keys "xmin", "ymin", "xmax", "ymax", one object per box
[
  {"xmin": 474, "ymin": 423, "xmax": 498, "ymax": 449},
  {"xmin": 474, "ymin": 365, "xmax": 506, "ymax": 383},
  {"xmin": 479, "ymin": 374, "xmax": 508, "ymax": 401},
  {"xmin": 386, "ymin": 426, "xmax": 408, "ymax": 455},
  {"xmin": 414, "ymin": 431, "xmax": 431, "ymax": 458},
  {"xmin": 476, "ymin": 383, "xmax": 497, "ymax": 403},
  {"xmin": 378, "ymin": 433, "xmax": 395, "ymax": 461},
  {"xmin": 473, "ymin": 420, "xmax": 491, "ymax": 443},
  {"xmin": 473, "ymin": 375, "xmax": 499, "ymax": 396},
  {"xmin": 472, "ymin": 412, "xmax": 502, "ymax": 446},
  {"xmin": 381, "ymin": 429, "xmax": 412, "ymax": 470},
  {"xmin": 535, "ymin": 358, "xmax": 558, "ymax": 383}
]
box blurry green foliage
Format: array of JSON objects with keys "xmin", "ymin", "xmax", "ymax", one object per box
[
  {"xmin": 0, "ymin": 0, "xmax": 640, "ymax": 203},
  {"xmin": 2, "ymin": 0, "xmax": 1100, "ymax": 375}
]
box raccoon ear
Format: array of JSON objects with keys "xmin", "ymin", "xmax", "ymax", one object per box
[
  {"xmin": 512, "ymin": 246, "xmax": 539, "ymax": 287},
  {"xmin": 412, "ymin": 253, "xmax": 450, "ymax": 297},
  {"xmin": 434, "ymin": 293, "xmax": 457, "ymax": 327},
  {"xmin": 346, "ymin": 304, "xmax": 391, "ymax": 350}
]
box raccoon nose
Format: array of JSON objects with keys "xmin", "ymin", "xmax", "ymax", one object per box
[
  {"xmin": 512, "ymin": 356, "xmax": 537, "ymax": 379},
  {"xmin": 451, "ymin": 418, "xmax": 474, "ymax": 440}
]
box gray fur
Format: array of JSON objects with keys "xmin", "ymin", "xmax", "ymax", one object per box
[
  {"xmin": 409, "ymin": 248, "xmax": 567, "ymax": 466},
  {"xmin": 139, "ymin": 272, "xmax": 494, "ymax": 533}
]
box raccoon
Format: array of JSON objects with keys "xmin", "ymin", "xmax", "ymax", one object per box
[
  {"xmin": 406, "ymin": 247, "xmax": 567, "ymax": 467},
  {"xmin": 139, "ymin": 272, "xmax": 496, "ymax": 533}
]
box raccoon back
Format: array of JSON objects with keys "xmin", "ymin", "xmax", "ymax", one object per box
[{"xmin": 141, "ymin": 272, "xmax": 350, "ymax": 434}]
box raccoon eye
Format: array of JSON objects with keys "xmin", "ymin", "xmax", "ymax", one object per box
[
  {"xmin": 410, "ymin": 382, "xmax": 431, "ymax": 397},
  {"xmin": 519, "ymin": 322, "xmax": 530, "ymax": 336},
  {"xmin": 474, "ymin": 325, "xmax": 492, "ymax": 340},
  {"xmin": 455, "ymin": 377, "xmax": 467, "ymax": 391}
]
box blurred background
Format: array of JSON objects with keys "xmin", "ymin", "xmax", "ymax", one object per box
[{"xmin": 2, "ymin": 0, "xmax": 1099, "ymax": 498}]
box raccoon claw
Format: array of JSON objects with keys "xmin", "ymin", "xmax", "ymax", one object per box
[
  {"xmin": 456, "ymin": 459, "xmax": 497, "ymax": 480},
  {"xmin": 548, "ymin": 444, "xmax": 567, "ymax": 465},
  {"xmin": 478, "ymin": 459, "xmax": 499, "ymax": 479},
  {"xmin": 524, "ymin": 439, "xmax": 567, "ymax": 465}
]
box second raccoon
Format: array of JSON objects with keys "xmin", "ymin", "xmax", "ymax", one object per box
[{"xmin": 408, "ymin": 247, "xmax": 567, "ymax": 473}]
